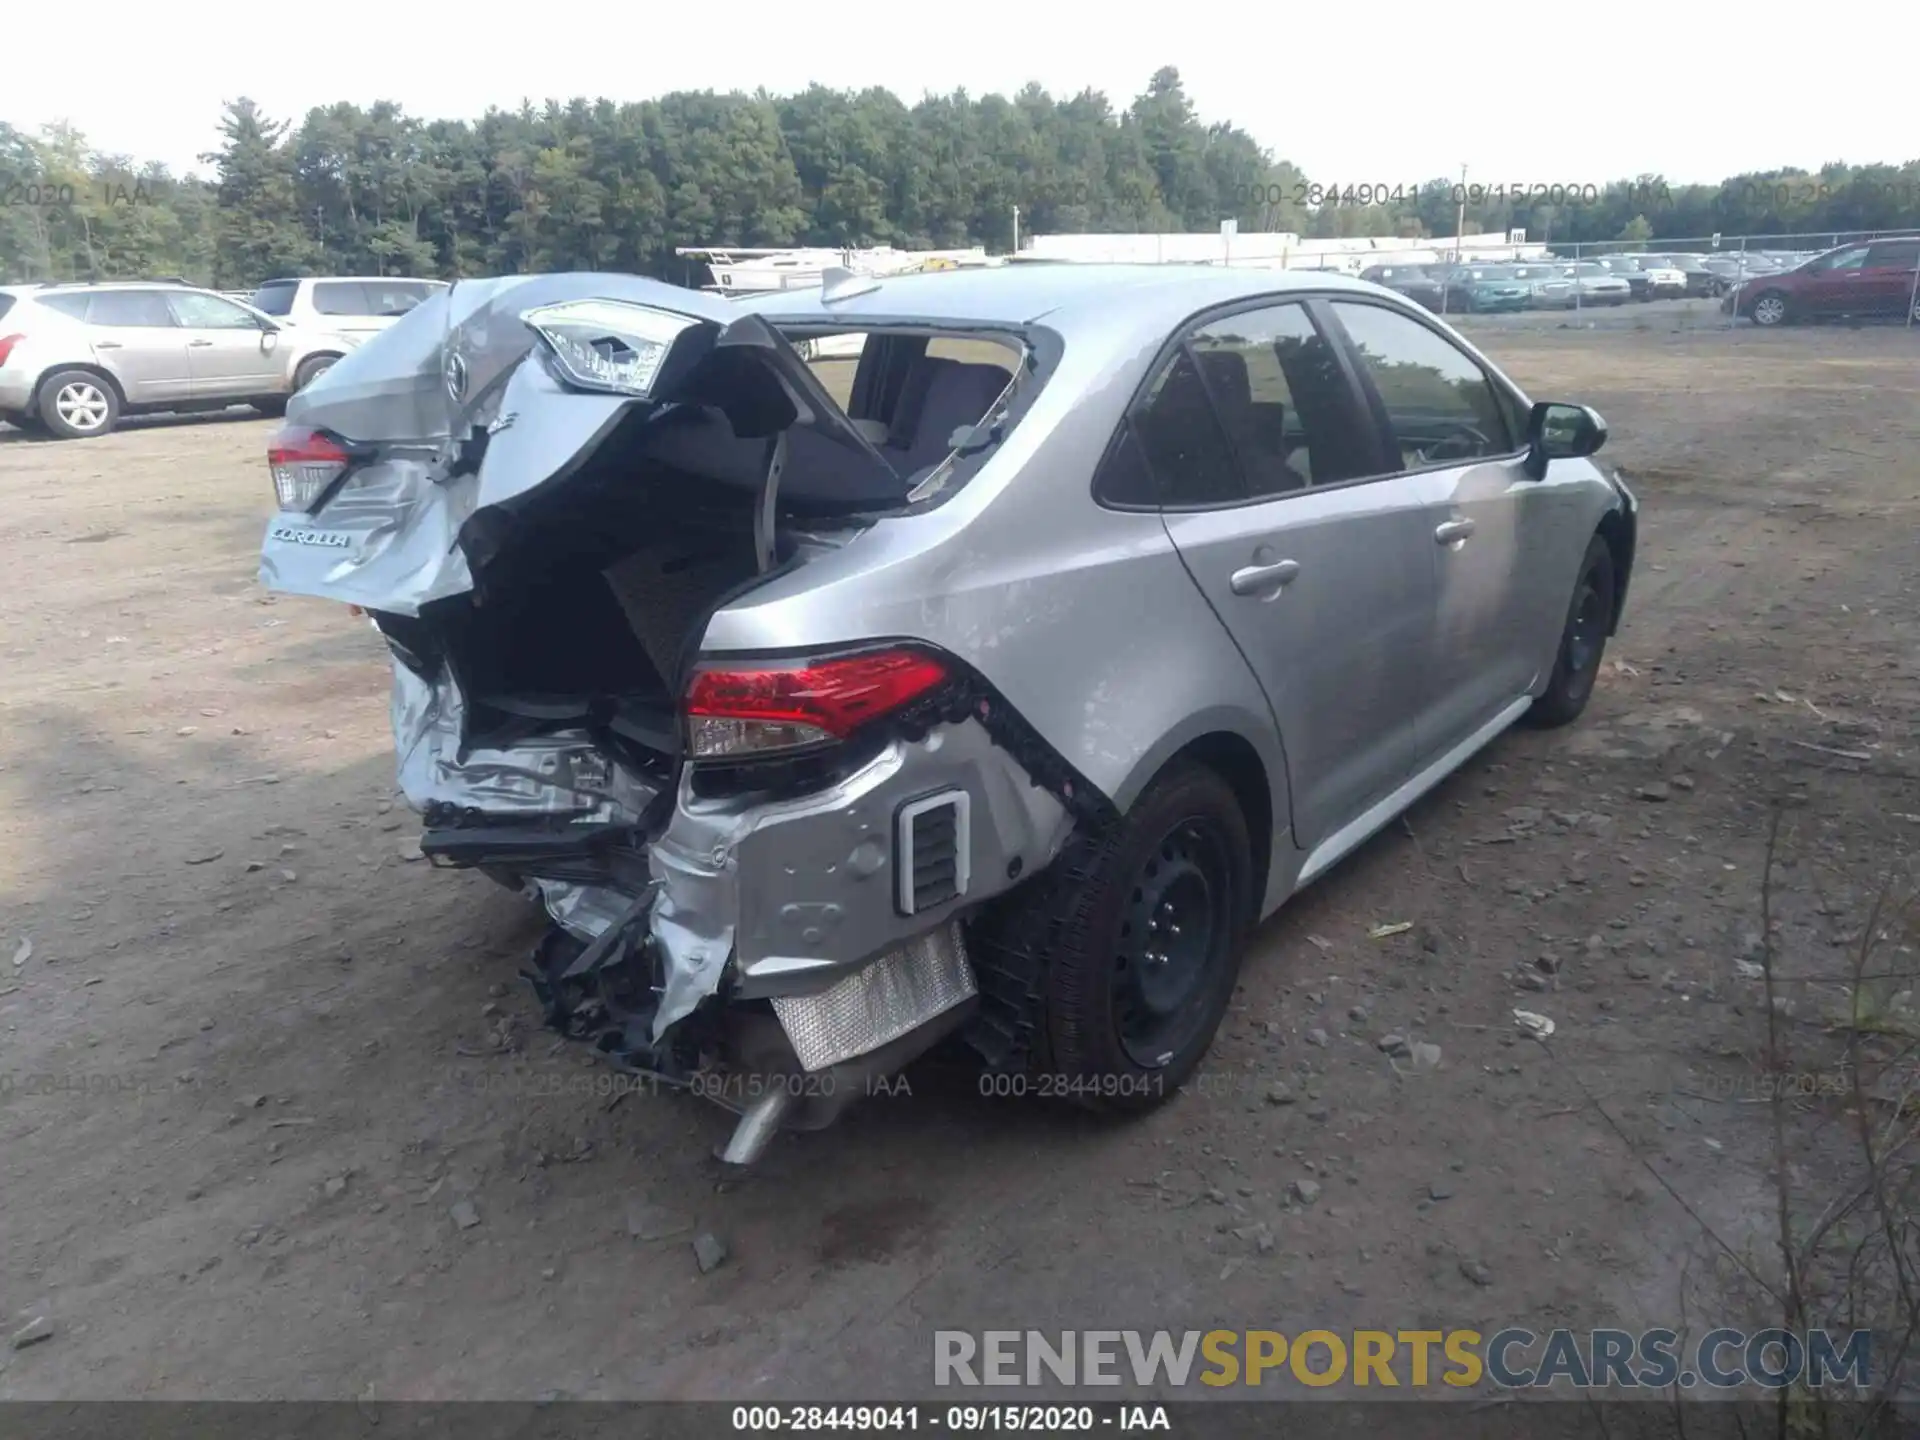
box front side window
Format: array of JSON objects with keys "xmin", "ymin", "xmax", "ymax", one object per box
[
  {"xmin": 1329, "ymin": 300, "xmax": 1514, "ymax": 470},
  {"xmin": 1813, "ymin": 246, "xmax": 1870, "ymax": 273},
  {"xmin": 168, "ymin": 292, "xmax": 259, "ymax": 329}
]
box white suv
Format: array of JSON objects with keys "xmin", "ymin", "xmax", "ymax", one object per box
[{"xmin": 246, "ymin": 276, "xmax": 448, "ymax": 388}]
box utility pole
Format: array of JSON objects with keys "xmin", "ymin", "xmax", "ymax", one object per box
[
  {"xmin": 1453, "ymin": 163, "xmax": 1468, "ymax": 262},
  {"xmin": 1442, "ymin": 164, "xmax": 1466, "ymax": 316}
]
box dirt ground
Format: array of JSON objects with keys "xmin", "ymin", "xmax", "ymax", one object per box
[{"xmin": 1, "ymin": 323, "xmax": 1917, "ymax": 1402}]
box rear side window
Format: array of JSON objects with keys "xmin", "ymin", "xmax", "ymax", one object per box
[
  {"xmin": 85, "ymin": 291, "xmax": 177, "ymax": 327},
  {"xmin": 0, "ymin": 294, "xmax": 13, "ymax": 322},
  {"xmin": 1328, "ymin": 301, "xmax": 1515, "ymax": 469},
  {"xmin": 362, "ymin": 280, "xmax": 433, "ymax": 316},
  {"xmin": 250, "ymin": 281, "xmax": 299, "ymax": 316},
  {"xmin": 312, "ymin": 282, "xmax": 374, "ymax": 316},
  {"xmin": 1189, "ymin": 302, "xmax": 1373, "ymax": 493},
  {"xmin": 1128, "ymin": 349, "xmax": 1244, "ymax": 507},
  {"xmin": 1868, "ymin": 240, "xmax": 1920, "ymax": 269},
  {"xmin": 37, "ymin": 294, "xmax": 91, "ymax": 319}
]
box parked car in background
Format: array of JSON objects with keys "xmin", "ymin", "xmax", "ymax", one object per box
[
  {"xmin": 1559, "ymin": 263, "xmax": 1633, "ymax": 306},
  {"xmin": 1358, "ymin": 265, "xmax": 1443, "ymax": 310},
  {"xmin": 1658, "ymin": 255, "xmax": 1725, "ymax": 297},
  {"xmin": 258, "ymin": 264, "xmax": 1636, "ymax": 1164},
  {"xmin": 1437, "ymin": 265, "xmax": 1531, "ymax": 313},
  {"xmin": 1592, "ymin": 256, "xmax": 1684, "ymax": 301},
  {"xmin": 1508, "ymin": 264, "xmax": 1578, "ymax": 309},
  {"xmin": 0, "ymin": 281, "xmax": 343, "ymax": 438},
  {"xmin": 1725, "ymin": 236, "xmax": 1920, "ymax": 326},
  {"xmin": 247, "ymin": 276, "xmax": 449, "ymax": 390}
]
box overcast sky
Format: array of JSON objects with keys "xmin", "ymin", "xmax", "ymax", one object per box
[{"xmin": 10, "ymin": 1, "xmax": 1913, "ymax": 186}]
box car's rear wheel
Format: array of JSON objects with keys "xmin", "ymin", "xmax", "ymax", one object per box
[
  {"xmin": 37, "ymin": 370, "xmax": 120, "ymax": 439},
  {"xmin": 972, "ymin": 762, "xmax": 1253, "ymax": 1113},
  {"xmin": 1523, "ymin": 534, "xmax": 1616, "ymax": 730},
  {"xmin": 1750, "ymin": 291, "xmax": 1791, "ymax": 327}
]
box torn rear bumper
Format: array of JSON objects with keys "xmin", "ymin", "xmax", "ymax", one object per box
[{"xmin": 398, "ymin": 659, "xmax": 1071, "ymax": 1143}]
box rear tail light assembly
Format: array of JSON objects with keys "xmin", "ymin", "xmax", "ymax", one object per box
[
  {"xmin": 267, "ymin": 424, "xmax": 353, "ymax": 512},
  {"xmin": 684, "ymin": 648, "xmax": 952, "ymax": 761},
  {"xmin": 0, "ymin": 334, "xmax": 24, "ymax": 369}
]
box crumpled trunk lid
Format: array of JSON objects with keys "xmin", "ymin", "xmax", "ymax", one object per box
[{"xmin": 260, "ymin": 271, "xmax": 899, "ymax": 617}]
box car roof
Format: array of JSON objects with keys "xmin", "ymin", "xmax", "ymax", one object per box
[
  {"xmin": 3, "ymin": 279, "xmax": 201, "ymax": 292},
  {"xmin": 734, "ymin": 262, "xmax": 1387, "ymax": 335},
  {"xmin": 257, "ymin": 275, "xmax": 448, "ymax": 285}
]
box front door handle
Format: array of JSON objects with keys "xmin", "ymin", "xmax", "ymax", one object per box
[
  {"xmin": 1229, "ymin": 559, "xmax": 1300, "ymax": 595},
  {"xmin": 1435, "ymin": 518, "xmax": 1476, "ymax": 545}
]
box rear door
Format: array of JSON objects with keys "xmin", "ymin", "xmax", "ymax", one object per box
[
  {"xmin": 1861, "ymin": 239, "xmax": 1920, "ymax": 319},
  {"xmin": 75, "ymin": 290, "xmax": 191, "ymax": 402},
  {"xmin": 1322, "ymin": 298, "xmax": 1569, "ymax": 763},
  {"xmin": 1143, "ymin": 298, "xmax": 1437, "ymax": 854},
  {"xmin": 167, "ymin": 291, "xmax": 282, "ymax": 398}
]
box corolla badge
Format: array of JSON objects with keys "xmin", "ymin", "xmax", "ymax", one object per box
[{"xmin": 443, "ymin": 350, "xmax": 469, "ymax": 404}]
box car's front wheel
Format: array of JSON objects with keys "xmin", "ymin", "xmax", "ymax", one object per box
[
  {"xmin": 971, "ymin": 762, "xmax": 1253, "ymax": 1112},
  {"xmin": 1524, "ymin": 533, "xmax": 1616, "ymax": 729},
  {"xmin": 293, "ymin": 355, "xmax": 338, "ymax": 392},
  {"xmin": 1749, "ymin": 290, "xmax": 1791, "ymax": 327},
  {"xmin": 38, "ymin": 370, "xmax": 120, "ymax": 439}
]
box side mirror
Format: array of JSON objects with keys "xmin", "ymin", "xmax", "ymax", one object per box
[{"xmin": 1523, "ymin": 401, "xmax": 1607, "ymax": 480}]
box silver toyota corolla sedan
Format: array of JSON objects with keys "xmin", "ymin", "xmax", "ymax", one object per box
[{"xmin": 259, "ymin": 264, "xmax": 1637, "ymax": 1164}]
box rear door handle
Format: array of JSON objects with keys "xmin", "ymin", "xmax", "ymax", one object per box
[
  {"xmin": 1435, "ymin": 518, "xmax": 1476, "ymax": 545},
  {"xmin": 188, "ymin": 339, "xmax": 214, "ymax": 347},
  {"xmin": 94, "ymin": 341, "xmax": 122, "ymax": 350},
  {"xmin": 1229, "ymin": 559, "xmax": 1300, "ymax": 595}
]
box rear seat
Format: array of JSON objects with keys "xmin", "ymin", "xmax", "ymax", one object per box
[{"xmin": 883, "ymin": 357, "xmax": 1010, "ymax": 475}]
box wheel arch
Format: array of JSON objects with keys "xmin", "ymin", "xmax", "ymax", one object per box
[
  {"xmin": 33, "ymin": 362, "xmax": 127, "ymax": 412},
  {"xmin": 1108, "ymin": 708, "xmax": 1291, "ymax": 919},
  {"xmin": 294, "ymin": 350, "xmax": 345, "ymax": 386},
  {"xmin": 1596, "ymin": 504, "xmax": 1635, "ymax": 635}
]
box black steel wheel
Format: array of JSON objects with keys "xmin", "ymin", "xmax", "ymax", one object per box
[{"xmin": 1524, "ymin": 533, "xmax": 1616, "ymax": 729}]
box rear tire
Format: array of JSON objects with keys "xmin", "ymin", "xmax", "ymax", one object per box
[
  {"xmin": 971, "ymin": 762, "xmax": 1254, "ymax": 1113},
  {"xmin": 1524, "ymin": 534, "xmax": 1616, "ymax": 729},
  {"xmin": 37, "ymin": 369, "xmax": 120, "ymax": 439}
]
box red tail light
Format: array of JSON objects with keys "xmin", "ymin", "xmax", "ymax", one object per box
[
  {"xmin": 267, "ymin": 424, "xmax": 352, "ymax": 512},
  {"xmin": 685, "ymin": 648, "xmax": 951, "ymax": 759},
  {"xmin": 0, "ymin": 334, "xmax": 25, "ymax": 368}
]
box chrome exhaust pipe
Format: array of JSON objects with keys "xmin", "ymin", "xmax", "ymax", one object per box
[{"xmin": 717, "ymin": 1085, "xmax": 797, "ymax": 1167}]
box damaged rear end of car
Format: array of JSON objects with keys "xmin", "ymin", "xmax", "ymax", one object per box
[{"xmin": 259, "ymin": 272, "xmax": 1081, "ymax": 1162}]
